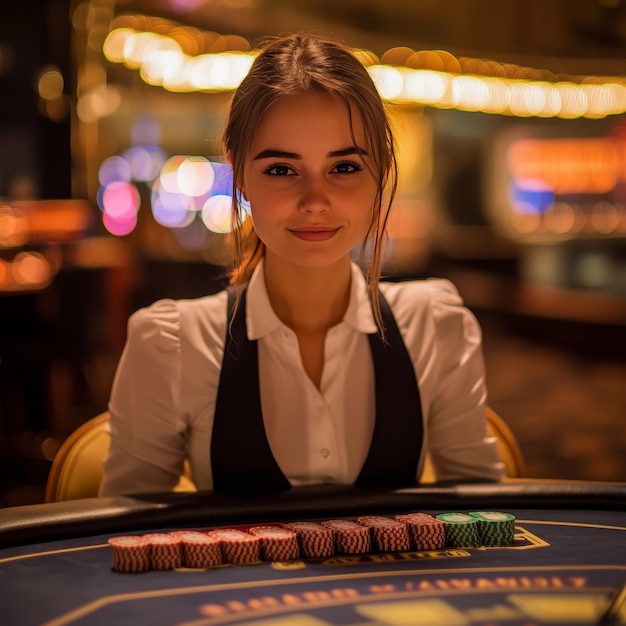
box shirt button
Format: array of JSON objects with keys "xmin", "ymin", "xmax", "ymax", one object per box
[{"xmin": 321, "ymin": 448, "xmax": 330, "ymax": 458}]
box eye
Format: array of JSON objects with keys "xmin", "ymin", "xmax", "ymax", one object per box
[
  {"xmin": 332, "ymin": 161, "xmax": 362, "ymax": 175},
  {"xmin": 263, "ymin": 164, "xmax": 294, "ymax": 176}
]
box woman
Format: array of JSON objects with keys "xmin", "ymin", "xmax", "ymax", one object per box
[{"xmin": 100, "ymin": 33, "xmax": 503, "ymax": 496}]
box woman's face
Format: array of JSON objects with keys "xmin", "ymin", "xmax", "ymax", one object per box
[{"xmin": 242, "ymin": 91, "xmax": 379, "ymax": 272}]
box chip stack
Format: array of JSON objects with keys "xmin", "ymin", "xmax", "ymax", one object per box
[
  {"xmin": 144, "ymin": 533, "xmax": 183, "ymax": 570},
  {"xmin": 321, "ymin": 519, "xmax": 372, "ymax": 554},
  {"xmin": 208, "ymin": 529, "xmax": 261, "ymax": 565},
  {"xmin": 394, "ymin": 513, "xmax": 446, "ymax": 550},
  {"xmin": 284, "ymin": 521, "xmax": 335, "ymax": 558},
  {"xmin": 108, "ymin": 536, "xmax": 151, "ymax": 573},
  {"xmin": 356, "ymin": 516, "xmax": 411, "ymax": 552},
  {"xmin": 436, "ymin": 513, "xmax": 481, "ymax": 547},
  {"xmin": 469, "ymin": 511, "xmax": 516, "ymax": 546},
  {"xmin": 248, "ymin": 526, "xmax": 300, "ymax": 561},
  {"xmin": 172, "ymin": 531, "xmax": 222, "ymax": 568}
]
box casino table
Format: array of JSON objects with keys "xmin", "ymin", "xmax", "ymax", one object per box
[{"xmin": 1, "ymin": 479, "xmax": 625, "ymax": 626}]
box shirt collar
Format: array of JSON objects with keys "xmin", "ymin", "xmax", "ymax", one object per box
[
  {"xmin": 344, "ymin": 262, "xmax": 379, "ymax": 334},
  {"xmin": 246, "ymin": 259, "xmax": 282, "ymax": 340},
  {"xmin": 246, "ymin": 258, "xmax": 379, "ymax": 340}
]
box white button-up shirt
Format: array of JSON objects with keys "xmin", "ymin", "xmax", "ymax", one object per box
[{"xmin": 100, "ymin": 261, "xmax": 503, "ymax": 496}]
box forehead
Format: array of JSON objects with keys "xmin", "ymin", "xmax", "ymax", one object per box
[{"xmin": 250, "ymin": 91, "xmax": 367, "ymax": 150}]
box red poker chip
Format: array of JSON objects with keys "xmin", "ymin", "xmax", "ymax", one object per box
[
  {"xmin": 143, "ymin": 533, "xmax": 183, "ymax": 570},
  {"xmin": 395, "ymin": 512, "xmax": 436, "ymax": 521},
  {"xmin": 248, "ymin": 527, "xmax": 300, "ymax": 561},
  {"xmin": 108, "ymin": 535, "xmax": 151, "ymax": 573},
  {"xmin": 209, "ymin": 529, "xmax": 261, "ymax": 564},
  {"xmin": 285, "ymin": 522, "xmax": 335, "ymax": 558},
  {"xmin": 395, "ymin": 514, "xmax": 446, "ymax": 550},
  {"xmin": 322, "ymin": 520, "xmax": 372, "ymax": 554},
  {"xmin": 357, "ymin": 516, "xmax": 411, "ymax": 552},
  {"xmin": 182, "ymin": 547, "xmax": 222, "ymax": 568}
]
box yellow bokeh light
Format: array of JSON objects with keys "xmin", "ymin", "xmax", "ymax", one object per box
[
  {"xmin": 100, "ymin": 18, "xmax": 626, "ymax": 119},
  {"xmin": 37, "ymin": 67, "xmax": 64, "ymax": 100},
  {"xmin": 368, "ymin": 65, "xmax": 403, "ymax": 100}
]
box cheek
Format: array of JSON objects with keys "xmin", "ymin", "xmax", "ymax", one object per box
[{"xmin": 350, "ymin": 182, "xmax": 378, "ymax": 216}]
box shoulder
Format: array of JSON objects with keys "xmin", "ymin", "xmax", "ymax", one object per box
[
  {"xmin": 127, "ymin": 299, "xmax": 180, "ymax": 350},
  {"xmin": 128, "ymin": 290, "xmax": 229, "ymax": 349},
  {"xmin": 379, "ymin": 277, "xmax": 463, "ymax": 317},
  {"xmin": 380, "ymin": 277, "xmax": 480, "ymax": 341}
]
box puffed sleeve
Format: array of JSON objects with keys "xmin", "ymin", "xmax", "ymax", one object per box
[
  {"xmin": 99, "ymin": 299, "xmax": 188, "ymax": 496},
  {"xmin": 426, "ymin": 280, "xmax": 505, "ymax": 482}
]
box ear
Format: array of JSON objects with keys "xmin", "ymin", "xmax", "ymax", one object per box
[{"xmin": 227, "ymin": 151, "xmax": 248, "ymax": 202}]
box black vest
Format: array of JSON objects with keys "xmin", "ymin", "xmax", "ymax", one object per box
[{"xmin": 211, "ymin": 286, "xmax": 423, "ymax": 493}]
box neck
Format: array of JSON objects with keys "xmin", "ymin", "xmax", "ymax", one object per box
[{"xmin": 263, "ymin": 254, "xmax": 352, "ymax": 333}]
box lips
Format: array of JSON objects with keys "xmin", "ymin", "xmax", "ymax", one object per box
[{"xmin": 287, "ymin": 227, "xmax": 341, "ymax": 242}]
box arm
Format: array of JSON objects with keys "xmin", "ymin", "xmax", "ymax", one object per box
[
  {"xmin": 426, "ymin": 280, "xmax": 505, "ymax": 482},
  {"xmin": 99, "ymin": 300, "xmax": 188, "ymax": 496}
]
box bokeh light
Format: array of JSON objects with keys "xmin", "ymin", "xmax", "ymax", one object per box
[
  {"xmin": 12, "ymin": 252, "xmax": 51, "ymax": 286},
  {"xmin": 98, "ymin": 155, "xmax": 131, "ymax": 186},
  {"xmin": 160, "ymin": 155, "xmax": 188, "ymax": 193},
  {"xmin": 201, "ymin": 194, "xmax": 232, "ymax": 233},
  {"xmin": 123, "ymin": 145, "xmax": 167, "ymax": 182},
  {"xmin": 37, "ymin": 66, "xmax": 64, "ymax": 100},
  {"xmin": 151, "ymin": 179, "xmax": 196, "ymax": 228},
  {"xmin": 0, "ymin": 205, "xmax": 29, "ymax": 247},
  {"xmin": 177, "ymin": 156, "xmax": 215, "ymax": 196},
  {"xmin": 103, "ymin": 210, "xmax": 138, "ymax": 237},
  {"xmin": 101, "ymin": 181, "xmax": 141, "ymax": 219},
  {"xmin": 102, "ymin": 16, "xmax": 626, "ymax": 119}
]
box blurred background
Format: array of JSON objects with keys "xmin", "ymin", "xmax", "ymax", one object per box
[{"xmin": 1, "ymin": 0, "xmax": 625, "ymax": 507}]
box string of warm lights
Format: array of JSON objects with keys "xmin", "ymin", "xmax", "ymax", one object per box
[
  {"xmin": 90, "ymin": 14, "xmax": 626, "ymax": 246},
  {"xmin": 102, "ymin": 15, "xmax": 626, "ymax": 119}
]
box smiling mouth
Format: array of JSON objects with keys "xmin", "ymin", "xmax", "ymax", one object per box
[{"xmin": 288, "ymin": 228, "xmax": 340, "ymax": 242}]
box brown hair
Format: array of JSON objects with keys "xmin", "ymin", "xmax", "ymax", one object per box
[{"xmin": 223, "ymin": 33, "xmax": 398, "ymax": 331}]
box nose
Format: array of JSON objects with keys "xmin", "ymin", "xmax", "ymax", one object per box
[{"xmin": 297, "ymin": 178, "xmax": 330, "ymax": 214}]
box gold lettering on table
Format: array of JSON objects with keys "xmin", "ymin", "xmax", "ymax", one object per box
[
  {"xmin": 247, "ymin": 596, "xmax": 282, "ymax": 610},
  {"xmin": 196, "ymin": 577, "xmax": 590, "ymax": 619},
  {"xmin": 199, "ymin": 604, "xmax": 228, "ymax": 617},
  {"xmin": 476, "ymin": 578, "xmax": 497, "ymax": 589},
  {"xmin": 199, "ymin": 589, "xmax": 361, "ymax": 618},
  {"xmin": 320, "ymin": 556, "xmax": 362, "ymax": 566},
  {"xmin": 369, "ymin": 584, "xmax": 397, "ymax": 594},
  {"xmin": 447, "ymin": 579, "xmax": 472, "ymax": 590}
]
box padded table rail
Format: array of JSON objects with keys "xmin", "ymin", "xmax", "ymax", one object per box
[{"xmin": 2, "ymin": 479, "xmax": 625, "ymax": 548}]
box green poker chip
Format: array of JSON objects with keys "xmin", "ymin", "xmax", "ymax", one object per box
[
  {"xmin": 434, "ymin": 512, "xmax": 516, "ymax": 547},
  {"xmin": 436, "ymin": 513, "xmax": 481, "ymax": 547},
  {"xmin": 469, "ymin": 511, "xmax": 516, "ymax": 546},
  {"xmin": 436, "ymin": 513, "xmax": 475, "ymax": 524}
]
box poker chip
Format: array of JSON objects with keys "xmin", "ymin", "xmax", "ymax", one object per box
[
  {"xmin": 108, "ymin": 535, "xmax": 151, "ymax": 573},
  {"xmin": 209, "ymin": 529, "xmax": 261, "ymax": 565},
  {"xmin": 143, "ymin": 533, "xmax": 183, "ymax": 570},
  {"xmin": 248, "ymin": 526, "xmax": 300, "ymax": 561},
  {"xmin": 356, "ymin": 516, "xmax": 411, "ymax": 552},
  {"xmin": 285, "ymin": 521, "xmax": 335, "ymax": 558},
  {"xmin": 107, "ymin": 508, "xmax": 518, "ymax": 575},
  {"xmin": 172, "ymin": 531, "xmax": 223, "ymax": 568},
  {"xmin": 395, "ymin": 513, "xmax": 446, "ymax": 550},
  {"xmin": 469, "ymin": 511, "xmax": 516, "ymax": 546},
  {"xmin": 436, "ymin": 512, "xmax": 481, "ymax": 547},
  {"xmin": 321, "ymin": 519, "xmax": 372, "ymax": 554}
]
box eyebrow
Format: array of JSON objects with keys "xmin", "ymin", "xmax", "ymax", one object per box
[{"xmin": 252, "ymin": 146, "xmax": 369, "ymax": 160}]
